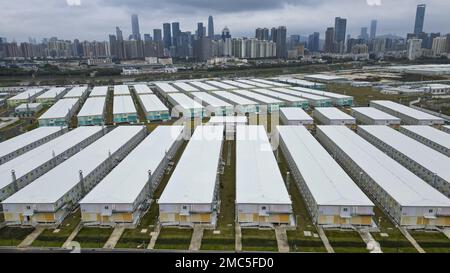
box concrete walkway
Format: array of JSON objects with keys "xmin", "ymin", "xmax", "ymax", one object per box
[
  {"xmin": 62, "ymin": 222, "xmax": 82, "ymax": 249},
  {"xmin": 443, "ymin": 228, "xmax": 450, "ymax": 240},
  {"xmin": 358, "ymin": 229, "xmax": 382, "ymax": 253},
  {"xmin": 18, "ymin": 226, "xmax": 45, "ymax": 248},
  {"xmin": 103, "ymin": 227, "xmax": 125, "ymax": 249},
  {"xmin": 235, "ymin": 225, "xmax": 242, "ymax": 252},
  {"xmin": 189, "ymin": 226, "xmax": 204, "ymax": 251},
  {"xmin": 147, "ymin": 224, "xmax": 161, "ymax": 250},
  {"xmin": 398, "ymin": 227, "xmax": 425, "ymax": 253},
  {"xmin": 316, "ymin": 226, "xmax": 335, "ymax": 253},
  {"xmin": 274, "ymin": 226, "xmax": 290, "ymax": 253}
]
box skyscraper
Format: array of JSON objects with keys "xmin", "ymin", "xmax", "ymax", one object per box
[
  {"xmin": 275, "ymin": 26, "xmax": 287, "ymax": 59},
  {"xmin": 324, "ymin": 27, "xmax": 335, "ymax": 53},
  {"xmin": 153, "ymin": 29, "xmax": 162, "ymax": 42},
  {"xmin": 116, "ymin": 27, "xmax": 123, "ymax": 41},
  {"xmin": 414, "ymin": 4, "xmax": 426, "ymax": 34},
  {"xmin": 163, "ymin": 23, "xmax": 172, "ymax": 49},
  {"xmin": 222, "ymin": 26, "xmax": 231, "ymax": 41},
  {"xmin": 197, "ymin": 22, "xmax": 204, "ymax": 39},
  {"xmin": 172, "ymin": 22, "xmax": 180, "ymax": 47},
  {"xmin": 131, "ymin": 14, "xmax": 141, "ymax": 40},
  {"xmin": 370, "ymin": 20, "xmax": 377, "ymax": 40},
  {"xmin": 360, "ymin": 27, "xmax": 369, "ymax": 41},
  {"xmin": 334, "ymin": 17, "xmax": 347, "ymax": 53},
  {"xmin": 308, "ymin": 32, "xmax": 320, "ymax": 52},
  {"xmin": 208, "ymin": 16, "xmax": 214, "ymax": 38}
]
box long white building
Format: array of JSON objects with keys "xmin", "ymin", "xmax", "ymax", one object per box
[
  {"xmin": 0, "ymin": 127, "xmax": 67, "ymax": 165},
  {"xmin": 277, "ymin": 126, "xmax": 374, "ymax": 227},
  {"xmin": 212, "ymin": 91, "xmax": 258, "ymax": 114},
  {"xmin": 113, "ymin": 96, "xmax": 138, "ymax": 124},
  {"xmin": 205, "ymin": 80, "xmax": 236, "ymax": 90},
  {"xmin": 234, "ymin": 90, "xmax": 284, "ymax": 113},
  {"xmin": 7, "ymin": 88, "xmax": 44, "ymax": 107},
  {"xmin": 77, "ymin": 97, "xmax": 106, "ymax": 126},
  {"xmin": 36, "ymin": 87, "xmax": 67, "ymax": 106},
  {"xmin": 221, "ymin": 80, "xmax": 255, "ymax": 89},
  {"xmin": 351, "ymin": 107, "xmax": 401, "ymax": 126},
  {"xmin": 289, "ymin": 87, "xmax": 353, "ymax": 106},
  {"xmin": 113, "ymin": 85, "xmax": 131, "ymax": 96},
  {"xmin": 399, "ymin": 125, "xmax": 450, "ymax": 157},
  {"xmin": 236, "ymin": 125, "xmax": 293, "ymax": 227},
  {"xmin": 357, "ymin": 125, "xmax": 450, "ymax": 198},
  {"xmin": 279, "ymin": 108, "xmax": 313, "ymax": 128},
  {"xmin": 249, "ymin": 78, "xmax": 290, "ymax": 87},
  {"xmin": 316, "ymin": 126, "xmax": 450, "ymax": 227},
  {"xmin": 133, "ymin": 84, "xmax": 153, "ymax": 95},
  {"xmin": 370, "ymin": 100, "xmax": 445, "ymax": 125},
  {"xmin": 191, "ymin": 92, "xmax": 234, "ymax": 116},
  {"xmin": 38, "ymin": 98, "xmax": 80, "ymax": 127},
  {"xmin": 167, "ymin": 93, "xmax": 204, "ymax": 118},
  {"xmin": 313, "ymin": 107, "xmax": 356, "ymax": 127},
  {"xmin": 154, "ymin": 82, "xmax": 180, "ymax": 97},
  {"xmin": 89, "ymin": 86, "xmax": 109, "ymax": 97},
  {"xmin": 80, "ymin": 126, "xmax": 184, "ymax": 226},
  {"xmin": 172, "ymin": 82, "xmax": 199, "ymax": 93},
  {"xmin": 137, "ymin": 94, "xmax": 169, "ymax": 122},
  {"xmin": 252, "ymin": 89, "xmax": 309, "ymax": 108},
  {"xmin": 158, "ymin": 125, "xmax": 224, "ymax": 226},
  {"xmin": 2, "ymin": 126, "xmax": 146, "ymax": 226},
  {"xmin": 63, "ymin": 86, "xmax": 88, "ymax": 99},
  {"xmin": 0, "ymin": 127, "xmax": 104, "ymax": 202},
  {"xmin": 188, "ymin": 81, "xmax": 219, "ymax": 92},
  {"xmin": 272, "ymin": 87, "xmax": 333, "ymax": 107}
]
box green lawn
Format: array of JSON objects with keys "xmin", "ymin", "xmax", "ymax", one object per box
[
  {"xmin": 115, "ymin": 141, "xmax": 188, "ymax": 249},
  {"xmin": 277, "ymin": 149, "xmax": 326, "ymax": 253},
  {"xmin": 0, "ymin": 226, "xmax": 34, "ymax": 247},
  {"xmin": 241, "ymin": 229, "xmax": 278, "ymax": 252},
  {"xmin": 410, "ymin": 231, "xmax": 450, "ymax": 253},
  {"xmin": 72, "ymin": 227, "xmax": 113, "ymax": 249},
  {"xmin": 201, "ymin": 140, "xmax": 235, "ymax": 251},
  {"xmin": 31, "ymin": 209, "xmax": 81, "ymax": 248},
  {"xmin": 325, "ymin": 230, "xmax": 369, "ymax": 253},
  {"xmin": 154, "ymin": 227, "xmax": 193, "ymax": 250},
  {"xmin": 370, "ymin": 207, "xmax": 417, "ymax": 253},
  {"xmin": 0, "ymin": 212, "xmax": 4, "ymax": 222}
]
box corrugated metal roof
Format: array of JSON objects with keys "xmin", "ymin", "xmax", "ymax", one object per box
[
  {"xmin": 138, "ymin": 94, "xmax": 168, "ymax": 113},
  {"xmin": 168, "ymin": 93, "xmax": 204, "ymax": 110},
  {"xmin": 278, "ymin": 126, "xmax": 373, "ymax": 206},
  {"xmin": 39, "ymin": 98, "xmax": 79, "ymax": 120},
  {"xmin": 191, "ymin": 92, "xmax": 232, "ymax": 107},
  {"xmin": 221, "ymin": 80, "xmax": 254, "ymax": 89},
  {"xmin": 37, "ymin": 88, "xmax": 66, "ymax": 100},
  {"xmin": 351, "ymin": 107, "xmax": 401, "ymax": 122},
  {"xmin": 154, "ymin": 82, "xmax": 179, "ymax": 93},
  {"xmin": 133, "ymin": 84, "xmax": 153, "ymax": 95},
  {"xmin": 113, "ymin": 96, "xmax": 136, "ymax": 115},
  {"xmin": 234, "ymin": 90, "xmax": 282, "ymax": 104},
  {"xmin": 158, "ymin": 125, "xmax": 224, "ymax": 204},
  {"xmin": 8, "ymin": 89, "xmax": 43, "ymax": 101},
  {"xmin": 272, "ymin": 87, "xmax": 331, "ymax": 101},
  {"xmin": 250, "ymin": 79, "xmax": 290, "ymax": 87},
  {"xmin": 236, "ymin": 125, "xmax": 291, "ymax": 204},
  {"xmin": 90, "ymin": 86, "xmax": 109, "ymax": 97},
  {"xmin": 205, "ymin": 80, "xmax": 236, "ymax": 90},
  {"xmin": 317, "ymin": 125, "xmax": 450, "ymax": 207},
  {"xmin": 172, "ymin": 82, "xmax": 199, "ymax": 92},
  {"xmin": 314, "ymin": 107, "xmax": 355, "ymax": 121},
  {"xmin": 280, "ymin": 108, "xmax": 313, "ymax": 121},
  {"xmin": 253, "ymin": 89, "xmax": 308, "ymax": 103},
  {"xmin": 80, "ymin": 126, "xmax": 183, "ymax": 204},
  {"xmin": 3, "ymin": 126, "xmax": 143, "ymax": 204},
  {"xmin": 212, "ymin": 91, "xmax": 257, "ymax": 105},
  {"xmin": 401, "ymin": 126, "xmax": 450, "ymax": 150},
  {"xmin": 188, "ymin": 81, "xmax": 218, "ymax": 91},
  {"xmin": 370, "ymin": 100, "xmax": 444, "ymax": 122},
  {"xmin": 290, "ymin": 87, "xmax": 352, "ymax": 99},
  {"xmin": 64, "ymin": 87, "xmax": 87, "ymax": 98},
  {"xmin": 113, "ymin": 85, "xmax": 131, "ymax": 96},
  {"xmin": 77, "ymin": 97, "xmax": 106, "ymax": 117}
]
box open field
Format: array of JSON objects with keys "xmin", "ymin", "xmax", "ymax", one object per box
[
  {"xmin": 241, "ymin": 229, "xmax": 278, "ymax": 252},
  {"xmin": 31, "ymin": 209, "xmax": 81, "ymax": 248},
  {"xmin": 0, "ymin": 226, "xmax": 34, "ymax": 247},
  {"xmin": 324, "ymin": 230, "xmax": 368, "ymax": 253},
  {"xmin": 72, "ymin": 227, "xmax": 113, "ymax": 249},
  {"xmin": 154, "ymin": 227, "xmax": 193, "ymax": 250},
  {"xmin": 410, "ymin": 231, "xmax": 450, "ymax": 253}
]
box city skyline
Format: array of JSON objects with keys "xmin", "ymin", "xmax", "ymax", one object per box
[{"xmin": 1, "ymin": 0, "xmax": 450, "ymax": 42}]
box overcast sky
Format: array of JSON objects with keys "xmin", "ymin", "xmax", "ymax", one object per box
[{"xmin": 1, "ymin": 0, "xmax": 449, "ymax": 42}]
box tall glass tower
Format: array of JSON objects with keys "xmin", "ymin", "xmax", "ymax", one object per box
[
  {"xmin": 414, "ymin": 4, "xmax": 426, "ymax": 34},
  {"xmin": 131, "ymin": 14, "xmax": 141, "ymax": 40}
]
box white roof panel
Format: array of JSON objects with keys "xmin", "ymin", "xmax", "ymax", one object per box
[
  {"xmin": 221, "ymin": 80, "xmax": 254, "ymax": 89},
  {"xmin": 212, "ymin": 91, "xmax": 257, "ymax": 105},
  {"xmin": 252, "ymin": 89, "xmax": 308, "ymax": 103},
  {"xmin": 317, "ymin": 126, "xmax": 450, "ymax": 207},
  {"xmin": 277, "ymin": 126, "xmax": 373, "ymax": 206},
  {"xmin": 3, "ymin": 126, "xmax": 143, "ymax": 204},
  {"xmin": 172, "ymin": 82, "xmax": 199, "ymax": 92},
  {"xmin": 370, "ymin": 100, "xmax": 444, "ymax": 122},
  {"xmin": 205, "ymin": 80, "xmax": 236, "ymax": 90},
  {"xmin": 113, "ymin": 85, "xmax": 131, "ymax": 96},
  {"xmin": 236, "ymin": 125, "xmax": 291, "ymax": 204},
  {"xmin": 138, "ymin": 94, "xmax": 168, "ymax": 113},
  {"xmin": 234, "ymin": 90, "xmax": 282, "ymax": 104},
  {"xmin": 37, "ymin": 88, "xmax": 66, "ymax": 100},
  {"xmin": 154, "ymin": 82, "xmax": 179, "ymax": 93},
  {"xmin": 280, "ymin": 108, "xmax": 313, "ymax": 122},
  {"xmin": 0, "ymin": 127, "xmax": 103, "ymax": 190},
  {"xmin": 168, "ymin": 93, "xmax": 204, "ymax": 110},
  {"xmin": 191, "ymin": 92, "xmax": 232, "ymax": 107},
  {"xmin": 359, "ymin": 125, "xmax": 450, "ymax": 183},
  {"xmin": 158, "ymin": 125, "xmax": 224, "ymax": 204},
  {"xmin": 188, "ymin": 81, "xmax": 218, "ymax": 91},
  {"xmin": 250, "ymin": 79, "xmax": 290, "ymax": 87},
  {"xmin": 80, "ymin": 126, "xmax": 183, "ymax": 204},
  {"xmin": 133, "ymin": 84, "xmax": 153, "ymax": 95},
  {"xmin": 290, "ymin": 87, "xmax": 352, "ymax": 99},
  {"xmin": 401, "ymin": 125, "xmax": 450, "ymax": 151},
  {"xmin": 209, "ymin": 116, "xmax": 247, "ymax": 124},
  {"xmin": 9, "ymin": 89, "xmax": 44, "ymax": 101},
  {"xmin": 315, "ymin": 107, "xmax": 355, "ymax": 121},
  {"xmin": 64, "ymin": 87, "xmax": 87, "ymax": 98},
  {"xmin": 39, "ymin": 98, "xmax": 79, "ymax": 120},
  {"xmin": 77, "ymin": 97, "xmax": 106, "ymax": 117},
  {"xmin": 236, "ymin": 79, "xmax": 270, "ymax": 88},
  {"xmin": 351, "ymin": 107, "xmax": 401, "ymax": 122},
  {"xmin": 113, "ymin": 96, "xmax": 136, "ymax": 115},
  {"xmin": 272, "ymin": 87, "xmax": 331, "ymax": 101},
  {"xmin": 0, "ymin": 127, "xmax": 65, "ymax": 160},
  {"xmin": 90, "ymin": 86, "xmax": 109, "ymax": 97}
]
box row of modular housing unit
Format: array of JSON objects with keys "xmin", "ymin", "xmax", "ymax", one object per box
[{"xmin": 2, "ymin": 126, "xmax": 146, "ymax": 225}]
